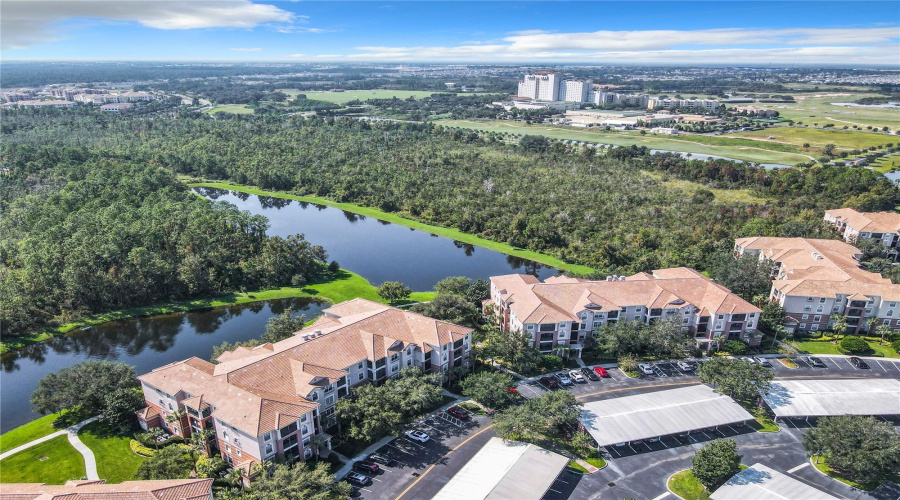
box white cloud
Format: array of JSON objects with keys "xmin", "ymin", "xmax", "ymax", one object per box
[
  {"xmin": 229, "ymin": 47, "xmax": 262, "ymax": 52},
  {"xmin": 1, "ymin": 0, "xmax": 295, "ymax": 49},
  {"xmin": 282, "ymin": 53, "xmax": 307, "ymax": 58},
  {"xmin": 339, "ymin": 27, "xmax": 899, "ymax": 64}
]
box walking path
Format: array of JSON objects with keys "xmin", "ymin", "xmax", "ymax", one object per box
[{"xmin": 0, "ymin": 416, "xmax": 100, "ymax": 480}]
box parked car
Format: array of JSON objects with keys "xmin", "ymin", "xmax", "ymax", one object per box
[
  {"xmin": 676, "ymin": 361, "xmax": 692, "ymax": 372},
  {"xmin": 539, "ymin": 376, "xmax": 558, "ymax": 389},
  {"xmin": 568, "ymin": 370, "xmax": 586, "ymax": 383},
  {"xmin": 353, "ymin": 461, "xmax": 380, "ymax": 473},
  {"xmin": 581, "ymin": 367, "xmax": 600, "ymax": 381},
  {"xmin": 507, "ymin": 387, "xmax": 520, "ymax": 395},
  {"xmin": 593, "ymin": 366, "xmax": 610, "ymax": 378},
  {"xmin": 807, "ymin": 356, "xmax": 827, "ymax": 368},
  {"xmin": 555, "ymin": 373, "xmax": 574, "ymax": 386},
  {"xmin": 753, "ymin": 356, "xmax": 772, "ymax": 367},
  {"xmin": 446, "ymin": 406, "xmax": 470, "ymax": 420},
  {"xmin": 367, "ymin": 453, "xmax": 393, "ymax": 466},
  {"xmin": 405, "ymin": 430, "xmax": 430, "ymax": 443},
  {"xmin": 743, "ymin": 357, "xmax": 757, "ymax": 364},
  {"xmin": 849, "ymin": 356, "xmax": 870, "ymax": 369},
  {"xmin": 638, "ymin": 363, "xmax": 655, "ymax": 375},
  {"xmin": 345, "ymin": 472, "xmax": 371, "ymax": 487}
]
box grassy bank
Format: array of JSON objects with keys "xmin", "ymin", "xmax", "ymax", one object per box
[
  {"xmin": 1, "ymin": 270, "xmax": 434, "ymax": 355},
  {"xmin": 0, "ymin": 435, "xmax": 85, "ymax": 484},
  {"xmin": 727, "ymin": 127, "xmax": 893, "ymax": 151},
  {"xmin": 188, "ymin": 180, "xmax": 595, "ymax": 275},
  {"xmin": 791, "ymin": 337, "xmax": 899, "ymax": 358},
  {"xmin": 0, "ymin": 413, "xmax": 63, "ymax": 453},
  {"xmin": 668, "ymin": 469, "xmax": 711, "ymax": 500},
  {"xmin": 811, "ymin": 456, "xmax": 900, "ymax": 491},
  {"xmin": 79, "ymin": 422, "xmax": 147, "ymax": 483},
  {"xmin": 436, "ymin": 119, "xmax": 812, "ymax": 165}
]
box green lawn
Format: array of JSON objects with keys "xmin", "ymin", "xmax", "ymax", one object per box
[
  {"xmin": 203, "ymin": 104, "xmax": 255, "ymax": 115},
  {"xmin": 0, "ymin": 413, "xmax": 66, "ymax": 453},
  {"xmin": 188, "ymin": 181, "xmax": 595, "ymax": 275},
  {"xmin": 284, "ymin": 90, "xmax": 444, "ymax": 104},
  {"xmin": 0, "ymin": 435, "xmax": 85, "ymax": 484},
  {"xmin": 642, "ymin": 171, "xmax": 770, "ymax": 204},
  {"xmin": 437, "ymin": 119, "xmax": 812, "ymax": 165},
  {"xmin": 567, "ymin": 460, "xmax": 589, "ymax": 473},
  {"xmin": 870, "ymin": 153, "xmax": 900, "ymax": 173},
  {"xmin": 727, "ymin": 127, "xmax": 894, "ymax": 152},
  {"xmin": 78, "ymin": 422, "xmax": 146, "ymax": 483},
  {"xmin": 812, "ymin": 456, "xmax": 900, "ymax": 491},
  {"xmin": 668, "ymin": 469, "xmax": 711, "ymax": 500},
  {"xmin": 757, "ymin": 93, "xmax": 900, "ymax": 131},
  {"xmin": 791, "ymin": 338, "xmax": 899, "ymax": 358}
]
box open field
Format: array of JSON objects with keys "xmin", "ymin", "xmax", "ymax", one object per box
[
  {"xmin": 0, "ymin": 413, "xmax": 62, "ymax": 453},
  {"xmin": 188, "ymin": 181, "xmax": 595, "ymax": 275},
  {"xmin": 437, "ymin": 119, "xmax": 812, "ymax": 165},
  {"xmin": 203, "ymin": 104, "xmax": 255, "ymax": 115},
  {"xmin": 0, "ymin": 435, "xmax": 85, "ymax": 484},
  {"xmin": 641, "ymin": 171, "xmax": 770, "ymax": 204},
  {"xmin": 870, "ymin": 152, "xmax": 900, "ymax": 173},
  {"xmin": 727, "ymin": 126, "xmax": 895, "ymax": 152},
  {"xmin": 279, "ymin": 89, "xmax": 465, "ymax": 104},
  {"xmin": 752, "ymin": 93, "xmax": 900, "ymax": 130}
]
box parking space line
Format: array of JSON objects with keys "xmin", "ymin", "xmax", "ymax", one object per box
[
  {"xmin": 876, "ymin": 360, "xmax": 888, "ymax": 372},
  {"xmin": 652, "ymin": 492, "xmax": 671, "ymax": 500},
  {"xmin": 787, "ymin": 463, "xmax": 810, "ymax": 473},
  {"xmin": 548, "ymin": 488, "xmax": 564, "ymax": 494}
]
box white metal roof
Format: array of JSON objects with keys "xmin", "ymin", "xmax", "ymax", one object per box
[
  {"xmin": 580, "ymin": 385, "xmax": 753, "ymax": 447},
  {"xmin": 432, "ymin": 437, "xmax": 569, "ymax": 500},
  {"xmin": 710, "ymin": 463, "xmax": 840, "ymax": 500},
  {"xmin": 762, "ymin": 378, "xmax": 900, "ymax": 418}
]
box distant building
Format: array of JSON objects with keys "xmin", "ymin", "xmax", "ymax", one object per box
[
  {"xmin": 824, "ymin": 208, "xmax": 900, "ymax": 254},
  {"xmin": 559, "ymin": 79, "xmax": 590, "ymax": 103},
  {"xmin": 731, "ymin": 105, "xmax": 778, "ymax": 117},
  {"xmin": 648, "ymin": 97, "xmax": 721, "ymax": 113},
  {"xmin": 649, "ymin": 127, "xmax": 678, "ymax": 135},
  {"xmin": 489, "ymin": 267, "xmax": 762, "ymax": 355},
  {"xmin": 75, "ymin": 91, "xmax": 152, "ymax": 104},
  {"xmin": 1, "ymin": 100, "xmax": 75, "ymax": 109},
  {"xmin": 100, "ymin": 103, "xmax": 135, "ymax": 113},
  {"xmin": 517, "ymin": 72, "xmax": 562, "ymax": 101}
]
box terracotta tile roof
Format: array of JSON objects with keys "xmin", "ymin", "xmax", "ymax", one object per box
[
  {"xmin": 734, "ymin": 236, "xmax": 888, "ymax": 284},
  {"xmin": 492, "ymin": 268, "xmax": 759, "ymax": 324},
  {"xmin": 826, "ymin": 208, "xmax": 900, "ymax": 234},
  {"xmin": 773, "ymin": 279, "xmax": 900, "ymax": 302},
  {"xmin": 136, "ymin": 406, "xmax": 161, "ymax": 420},
  {"xmin": 0, "ymin": 479, "xmax": 212, "ymax": 500}
]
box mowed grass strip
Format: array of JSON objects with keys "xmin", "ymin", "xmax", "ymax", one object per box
[
  {"xmin": 0, "ymin": 435, "xmax": 85, "ymax": 484},
  {"xmin": 436, "ymin": 119, "xmax": 811, "ymax": 165},
  {"xmin": 0, "ymin": 413, "xmax": 63, "ymax": 453},
  {"xmin": 188, "ymin": 181, "xmax": 595, "ymax": 275},
  {"xmin": 727, "ymin": 127, "xmax": 894, "ymax": 151},
  {"xmin": 286, "ymin": 90, "xmax": 441, "ymax": 104},
  {"xmin": 78, "ymin": 422, "xmax": 147, "ymax": 483},
  {"xmin": 203, "ymin": 104, "xmax": 255, "ymax": 115}
]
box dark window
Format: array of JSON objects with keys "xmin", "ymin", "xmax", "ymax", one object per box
[
  {"xmin": 539, "ymin": 324, "xmax": 556, "ymax": 332},
  {"xmin": 731, "ymin": 314, "xmax": 746, "ymax": 321},
  {"xmin": 540, "ymin": 332, "xmax": 554, "ymax": 341},
  {"xmin": 539, "ymin": 341, "xmax": 553, "ymax": 352},
  {"xmin": 607, "ymin": 311, "xmax": 619, "ymax": 319},
  {"xmin": 453, "ymin": 339, "xmax": 464, "ymax": 349},
  {"xmin": 375, "ymin": 358, "xmax": 386, "ymax": 368},
  {"xmin": 280, "ymin": 422, "xmax": 298, "ymax": 437},
  {"xmin": 338, "ymin": 376, "xmax": 346, "ymax": 386},
  {"xmin": 650, "ymin": 308, "xmax": 662, "ymax": 316}
]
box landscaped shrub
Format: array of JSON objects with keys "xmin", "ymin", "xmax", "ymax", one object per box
[
  {"xmin": 129, "ymin": 439, "xmax": 156, "ymax": 457},
  {"xmin": 724, "ymin": 340, "xmax": 749, "ymax": 355},
  {"xmin": 195, "ymin": 455, "xmax": 227, "ymax": 478},
  {"xmin": 891, "ymin": 339, "xmax": 900, "ymax": 352},
  {"xmin": 538, "ymin": 354, "xmax": 564, "ymax": 372},
  {"xmin": 839, "ymin": 336, "xmax": 870, "ymax": 354},
  {"xmin": 809, "ymin": 331, "xmax": 823, "ymax": 339}
]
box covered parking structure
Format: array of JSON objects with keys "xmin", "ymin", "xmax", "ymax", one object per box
[
  {"xmin": 710, "ymin": 462, "xmax": 840, "ymax": 500},
  {"xmin": 580, "ymin": 385, "xmax": 753, "ymax": 449},
  {"xmin": 762, "ymin": 379, "xmax": 900, "ymax": 424},
  {"xmin": 432, "ymin": 437, "xmax": 570, "ymax": 500}
]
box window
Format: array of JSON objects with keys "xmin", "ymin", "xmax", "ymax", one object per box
[
  {"xmin": 223, "ymin": 430, "xmax": 229, "ymax": 440},
  {"xmin": 311, "ymin": 392, "xmax": 319, "ymax": 402},
  {"xmin": 263, "ymin": 432, "xmax": 272, "ymax": 442},
  {"xmin": 301, "ymin": 425, "xmax": 309, "ymax": 435},
  {"xmin": 325, "ymin": 395, "xmax": 334, "ymax": 405},
  {"xmin": 539, "ymin": 324, "xmax": 556, "ymax": 332},
  {"xmin": 265, "ymin": 443, "xmax": 274, "ymax": 456},
  {"xmin": 747, "ymin": 321, "xmax": 754, "ymax": 328},
  {"xmin": 158, "ymin": 399, "xmax": 164, "ymax": 406},
  {"xmin": 304, "ymin": 449, "xmax": 313, "ymax": 459},
  {"xmin": 406, "ymin": 347, "xmax": 411, "ymax": 356},
  {"xmin": 236, "ymin": 450, "xmax": 241, "ymax": 457},
  {"xmin": 225, "ymin": 444, "xmax": 231, "ymax": 453},
  {"xmin": 168, "ymin": 402, "xmax": 173, "ymax": 410},
  {"xmin": 820, "ymin": 298, "xmax": 826, "ymax": 303},
  {"xmin": 715, "ymin": 323, "xmax": 723, "ymax": 330},
  {"xmin": 806, "ymin": 297, "xmax": 814, "ymax": 302},
  {"xmin": 358, "ymin": 362, "xmax": 363, "ymax": 369},
  {"xmin": 816, "ymin": 306, "xmax": 823, "ymax": 313},
  {"xmin": 300, "ymin": 414, "xmax": 307, "ymax": 423},
  {"xmin": 814, "ymin": 315, "xmax": 821, "ymax": 322},
  {"xmin": 280, "ymin": 421, "xmax": 298, "ymax": 437},
  {"xmin": 891, "ymin": 303, "xmax": 897, "ymax": 308},
  {"xmin": 889, "ymin": 310, "xmax": 894, "ymax": 317},
  {"xmin": 526, "ymin": 324, "xmax": 534, "ymax": 330},
  {"xmin": 802, "ymin": 314, "xmax": 809, "ymax": 320},
  {"xmin": 717, "ymin": 314, "xmax": 724, "ymax": 320},
  {"xmin": 799, "ymin": 323, "xmax": 807, "ymax": 329},
  {"xmin": 358, "ymin": 373, "xmax": 364, "ymax": 381},
  {"xmin": 884, "ymin": 319, "xmax": 891, "ymax": 325},
  {"xmin": 811, "ymin": 324, "xmax": 819, "ymax": 331},
  {"xmin": 804, "ymin": 306, "xmax": 811, "ymax": 312}
]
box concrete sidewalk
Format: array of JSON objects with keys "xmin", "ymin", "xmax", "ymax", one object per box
[{"xmin": 0, "ymin": 416, "xmax": 100, "ymax": 480}]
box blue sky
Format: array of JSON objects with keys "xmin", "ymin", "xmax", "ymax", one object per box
[{"xmin": 2, "ymin": 1, "xmax": 899, "ymax": 65}]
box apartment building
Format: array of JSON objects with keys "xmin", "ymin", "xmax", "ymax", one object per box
[
  {"xmin": 824, "ymin": 208, "xmax": 900, "ymax": 257},
  {"xmin": 0, "ymin": 100, "xmax": 75, "ymax": 109},
  {"xmin": 734, "ymin": 237, "xmax": 900, "ymax": 334},
  {"xmin": 0, "ymin": 479, "xmax": 213, "ymax": 500},
  {"xmin": 517, "ymin": 72, "xmax": 562, "ymax": 101},
  {"xmin": 100, "ymin": 103, "xmax": 135, "ymax": 113},
  {"xmin": 489, "ymin": 267, "xmax": 761, "ymax": 354},
  {"xmin": 75, "ymin": 91, "xmax": 152, "ymax": 104},
  {"xmin": 137, "ymin": 299, "xmax": 472, "ymax": 479}
]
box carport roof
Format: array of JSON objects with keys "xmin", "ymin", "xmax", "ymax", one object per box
[
  {"xmin": 762, "ymin": 378, "xmax": 900, "ymax": 418},
  {"xmin": 710, "ymin": 462, "xmax": 840, "ymax": 500},
  {"xmin": 432, "ymin": 437, "xmax": 569, "ymax": 500},
  {"xmin": 580, "ymin": 385, "xmax": 753, "ymax": 447}
]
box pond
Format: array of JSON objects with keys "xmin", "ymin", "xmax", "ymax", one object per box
[
  {"xmin": 1, "ymin": 189, "xmax": 559, "ymax": 432},
  {"xmin": 195, "ymin": 187, "xmax": 558, "ymax": 291},
  {"xmin": 0, "ymin": 298, "xmax": 327, "ymax": 433}
]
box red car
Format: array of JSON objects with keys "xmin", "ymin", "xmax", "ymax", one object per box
[
  {"xmin": 507, "ymin": 387, "xmax": 519, "ymax": 394},
  {"xmin": 539, "ymin": 376, "xmax": 558, "ymax": 388},
  {"xmin": 593, "ymin": 366, "xmax": 610, "ymax": 378},
  {"xmin": 446, "ymin": 406, "xmax": 470, "ymax": 420}
]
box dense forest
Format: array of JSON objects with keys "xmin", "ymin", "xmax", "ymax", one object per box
[
  {"xmin": 0, "ymin": 157, "xmax": 331, "ymax": 336},
  {"xmin": 3, "ymin": 111, "xmax": 895, "ymax": 284}
]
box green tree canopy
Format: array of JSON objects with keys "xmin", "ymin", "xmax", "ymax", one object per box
[
  {"xmin": 803, "ymin": 416, "xmax": 900, "ymax": 484},
  {"xmin": 377, "ymin": 281, "xmax": 412, "ymax": 303},
  {"xmin": 134, "ymin": 445, "xmax": 194, "ymax": 480},
  {"xmin": 262, "ymin": 309, "xmax": 308, "ymax": 344},
  {"xmin": 696, "ymin": 357, "xmax": 773, "ymax": 401},
  {"xmin": 691, "ymin": 439, "xmax": 743, "ymax": 490},
  {"xmin": 31, "ymin": 361, "xmax": 139, "ymax": 415},
  {"xmin": 459, "ymin": 371, "xmax": 516, "ymax": 410}
]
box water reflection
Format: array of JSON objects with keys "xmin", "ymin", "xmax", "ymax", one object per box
[{"xmin": 0, "ymin": 298, "xmax": 326, "ymax": 432}]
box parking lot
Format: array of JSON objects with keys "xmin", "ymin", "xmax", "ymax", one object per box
[
  {"xmin": 771, "ymin": 354, "xmax": 900, "ymax": 377},
  {"xmin": 349, "ymin": 410, "xmax": 495, "ymax": 500}
]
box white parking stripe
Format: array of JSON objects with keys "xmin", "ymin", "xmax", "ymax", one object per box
[
  {"xmin": 787, "ymin": 462, "xmax": 810, "ymax": 473},
  {"xmin": 876, "ymin": 360, "xmax": 888, "ymax": 371},
  {"xmin": 651, "ymin": 493, "xmax": 671, "ymax": 500}
]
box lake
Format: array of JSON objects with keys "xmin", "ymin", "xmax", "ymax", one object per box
[{"xmin": 0, "ymin": 188, "xmax": 558, "ymax": 432}]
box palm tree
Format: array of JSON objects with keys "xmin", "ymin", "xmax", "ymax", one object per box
[
  {"xmin": 311, "ymin": 434, "xmax": 330, "ymax": 460},
  {"xmin": 876, "ymin": 323, "xmax": 893, "ymax": 345},
  {"xmin": 165, "ymin": 409, "xmax": 187, "ymax": 435},
  {"xmin": 225, "ymin": 468, "xmax": 244, "ymax": 489},
  {"xmin": 189, "ymin": 428, "xmax": 214, "ymax": 457},
  {"xmin": 830, "ymin": 315, "xmax": 847, "ymax": 340}
]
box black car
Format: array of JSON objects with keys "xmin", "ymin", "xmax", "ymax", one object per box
[
  {"xmin": 807, "ymin": 356, "xmax": 827, "ymax": 368},
  {"xmin": 353, "ymin": 460, "xmax": 380, "ymax": 473},
  {"xmin": 581, "ymin": 367, "xmax": 600, "ymax": 381},
  {"xmin": 367, "ymin": 453, "xmax": 394, "ymax": 466},
  {"xmin": 345, "ymin": 472, "xmax": 371, "ymax": 487},
  {"xmin": 849, "ymin": 356, "xmax": 870, "ymax": 369}
]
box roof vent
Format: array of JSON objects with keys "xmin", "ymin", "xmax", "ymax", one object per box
[
  {"xmin": 811, "ymin": 252, "xmax": 822, "ymax": 260},
  {"xmin": 585, "ymin": 303, "xmax": 602, "ymax": 310}
]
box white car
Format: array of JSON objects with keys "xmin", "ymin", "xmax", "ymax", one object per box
[
  {"xmin": 677, "ymin": 361, "xmax": 692, "ymax": 372},
  {"xmin": 638, "ymin": 363, "xmax": 655, "ymax": 375},
  {"xmin": 405, "ymin": 430, "xmax": 430, "ymax": 443},
  {"xmin": 568, "ymin": 370, "xmax": 586, "ymax": 383}
]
